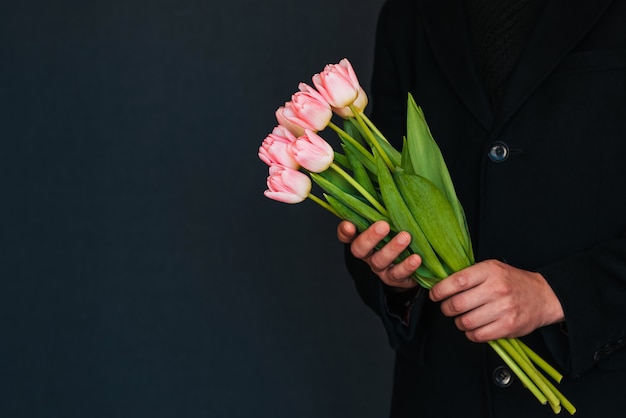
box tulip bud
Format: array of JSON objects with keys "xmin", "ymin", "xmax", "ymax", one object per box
[
  {"xmin": 332, "ymin": 86, "xmax": 369, "ymax": 118},
  {"xmin": 312, "ymin": 58, "xmax": 361, "ymax": 109},
  {"xmin": 276, "ymin": 105, "xmax": 306, "ymax": 137},
  {"xmin": 259, "ymin": 126, "xmax": 300, "ymax": 169},
  {"xmin": 275, "ymin": 83, "xmax": 332, "ymax": 137},
  {"xmin": 290, "ymin": 130, "xmax": 335, "ymax": 173},
  {"xmin": 264, "ymin": 164, "xmax": 312, "ymax": 204}
]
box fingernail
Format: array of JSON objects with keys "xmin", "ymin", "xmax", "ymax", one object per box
[
  {"xmin": 395, "ymin": 232, "xmax": 413, "ymax": 246},
  {"xmin": 406, "ymin": 256, "xmax": 417, "ymax": 268}
]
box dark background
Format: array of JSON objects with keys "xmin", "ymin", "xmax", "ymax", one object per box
[{"xmin": 0, "ymin": 0, "xmax": 393, "ymax": 417}]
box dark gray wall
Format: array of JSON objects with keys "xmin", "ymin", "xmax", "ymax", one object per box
[{"xmin": 0, "ymin": 1, "xmax": 393, "ymax": 417}]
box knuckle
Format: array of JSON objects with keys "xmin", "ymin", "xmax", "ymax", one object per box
[
  {"xmin": 349, "ymin": 241, "xmax": 365, "ymax": 258},
  {"xmin": 369, "ymin": 256, "xmax": 387, "ymax": 272},
  {"xmin": 350, "ymin": 238, "xmax": 375, "ymax": 259},
  {"xmin": 448, "ymin": 296, "xmax": 466, "ymax": 314},
  {"xmin": 493, "ymin": 281, "xmax": 513, "ymax": 297},
  {"xmin": 485, "ymin": 259, "xmax": 507, "ymax": 277},
  {"xmin": 453, "ymin": 274, "xmax": 468, "ymax": 289},
  {"xmin": 459, "ymin": 315, "xmax": 474, "ymax": 330},
  {"xmin": 471, "ymin": 328, "xmax": 489, "ymax": 343},
  {"xmin": 386, "ymin": 265, "xmax": 404, "ymax": 283},
  {"xmin": 485, "ymin": 259, "xmax": 505, "ymax": 269}
]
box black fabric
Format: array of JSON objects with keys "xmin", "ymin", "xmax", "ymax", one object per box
[
  {"xmin": 347, "ymin": 0, "xmax": 626, "ymax": 416},
  {"xmin": 467, "ymin": 0, "xmax": 545, "ymax": 110}
]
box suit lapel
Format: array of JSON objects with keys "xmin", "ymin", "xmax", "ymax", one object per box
[
  {"xmin": 419, "ymin": 0, "xmax": 614, "ymax": 134},
  {"xmin": 494, "ymin": 0, "xmax": 614, "ymax": 133},
  {"xmin": 418, "ymin": 0, "xmax": 493, "ymax": 131}
]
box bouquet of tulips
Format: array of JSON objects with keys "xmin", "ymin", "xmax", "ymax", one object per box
[{"xmin": 258, "ymin": 58, "xmax": 575, "ymax": 415}]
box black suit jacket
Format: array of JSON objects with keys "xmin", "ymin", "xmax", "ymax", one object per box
[{"xmin": 348, "ymin": 0, "xmax": 626, "ymax": 416}]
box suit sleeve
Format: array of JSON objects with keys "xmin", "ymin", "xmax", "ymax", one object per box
[{"xmin": 538, "ymin": 232, "xmax": 626, "ymax": 377}]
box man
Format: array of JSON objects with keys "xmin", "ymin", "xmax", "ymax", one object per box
[{"xmin": 338, "ymin": 0, "xmax": 626, "ymax": 416}]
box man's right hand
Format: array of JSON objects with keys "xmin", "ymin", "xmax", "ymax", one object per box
[{"xmin": 337, "ymin": 220, "xmax": 421, "ymax": 290}]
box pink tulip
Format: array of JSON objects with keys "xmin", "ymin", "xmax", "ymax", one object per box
[
  {"xmin": 312, "ymin": 58, "xmax": 361, "ymax": 109},
  {"xmin": 258, "ymin": 126, "xmax": 299, "ymax": 169},
  {"xmin": 264, "ymin": 164, "xmax": 312, "ymax": 204},
  {"xmin": 290, "ymin": 129, "xmax": 334, "ymax": 173},
  {"xmin": 332, "ymin": 86, "xmax": 369, "ymax": 118},
  {"xmin": 275, "ymin": 106, "xmax": 306, "ymax": 137},
  {"xmin": 275, "ymin": 83, "xmax": 332, "ymax": 136}
]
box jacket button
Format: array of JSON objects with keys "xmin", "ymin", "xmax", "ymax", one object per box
[
  {"xmin": 493, "ymin": 366, "xmax": 514, "ymax": 387},
  {"xmin": 488, "ymin": 142, "xmax": 509, "ymax": 163}
]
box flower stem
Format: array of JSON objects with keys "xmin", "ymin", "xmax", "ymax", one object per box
[
  {"xmin": 517, "ymin": 339, "xmax": 563, "ymax": 383},
  {"xmin": 359, "ymin": 112, "xmax": 390, "ymax": 144},
  {"xmin": 349, "ymin": 105, "xmax": 395, "ymax": 170},
  {"xmin": 488, "ymin": 340, "xmax": 548, "ymax": 405},
  {"xmin": 498, "ymin": 339, "xmax": 560, "ymax": 409},
  {"xmin": 329, "ymin": 162, "xmax": 388, "ymax": 217},
  {"xmin": 534, "ymin": 369, "xmax": 577, "ymax": 415},
  {"xmin": 308, "ymin": 193, "xmax": 340, "ymax": 218},
  {"xmin": 328, "ymin": 121, "xmax": 375, "ymax": 165}
]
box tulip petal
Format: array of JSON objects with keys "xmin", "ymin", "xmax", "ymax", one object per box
[
  {"xmin": 258, "ymin": 126, "xmax": 299, "ymax": 169},
  {"xmin": 264, "ymin": 165, "xmax": 311, "ymax": 204},
  {"xmin": 291, "ymin": 130, "xmax": 334, "ymax": 173}
]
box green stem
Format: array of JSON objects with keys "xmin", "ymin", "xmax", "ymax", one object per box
[
  {"xmin": 498, "ymin": 339, "xmax": 560, "ymax": 409},
  {"xmin": 307, "ymin": 193, "xmax": 340, "ymax": 218},
  {"xmin": 534, "ymin": 369, "xmax": 577, "ymax": 415},
  {"xmin": 359, "ymin": 112, "xmax": 390, "ymax": 144},
  {"xmin": 349, "ymin": 105, "xmax": 395, "ymax": 170},
  {"xmin": 488, "ymin": 340, "xmax": 548, "ymax": 405},
  {"xmin": 329, "ymin": 162, "xmax": 388, "ymax": 217},
  {"xmin": 508, "ymin": 339, "xmax": 575, "ymax": 414},
  {"xmin": 328, "ymin": 121, "xmax": 375, "ymax": 165},
  {"xmin": 507, "ymin": 338, "xmax": 533, "ymax": 366},
  {"xmin": 517, "ymin": 339, "xmax": 563, "ymax": 383}
]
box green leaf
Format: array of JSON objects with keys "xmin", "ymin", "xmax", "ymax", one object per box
[
  {"xmin": 412, "ymin": 268, "xmax": 439, "ymax": 289},
  {"xmin": 333, "ymin": 152, "xmax": 351, "ymax": 171},
  {"xmin": 375, "ymin": 150, "xmax": 447, "ymax": 279},
  {"xmin": 394, "ymin": 170, "xmax": 473, "ymax": 271},
  {"xmin": 326, "ymin": 193, "xmax": 438, "ymax": 288},
  {"xmin": 342, "ymin": 142, "xmax": 378, "ymax": 198},
  {"xmin": 315, "ymin": 167, "xmax": 357, "ymax": 196},
  {"xmin": 372, "ymin": 130, "xmax": 401, "ymax": 167},
  {"xmin": 348, "ymin": 118, "xmax": 402, "ymax": 167},
  {"xmin": 405, "ymin": 93, "xmax": 472, "ymax": 253},
  {"xmin": 343, "ymin": 119, "xmax": 366, "ymax": 146},
  {"xmin": 400, "ymin": 137, "xmax": 415, "ymax": 175},
  {"xmin": 325, "ymin": 194, "xmax": 371, "ymax": 232},
  {"xmin": 311, "ymin": 173, "xmax": 387, "ymax": 224},
  {"xmin": 341, "ymin": 139, "xmax": 377, "ymax": 175}
]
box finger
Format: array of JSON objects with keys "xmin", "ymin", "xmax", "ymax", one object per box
[
  {"xmin": 439, "ymin": 285, "xmax": 491, "ymax": 317},
  {"xmin": 429, "ymin": 266, "xmax": 486, "ymax": 302},
  {"xmin": 453, "ymin": 303, "xmax": 500, "ymax": 333},
  {"xmin": 380, "ymin": 254, "xmax": 422, "ymax": 289},
  {"xmin": 350, "ymin": 221, "xmax": 390, "ymax": 259},
  {"xmin": 369, "ymin": 231, "xmax": 412, "ymax": 271},
  {"xmin": 463, "ymin": 319, "xmax": 510, "ymax": 343},
  {"xmin": 336, "ymin": 221, "xmax": 357, "ymax": 244}
]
